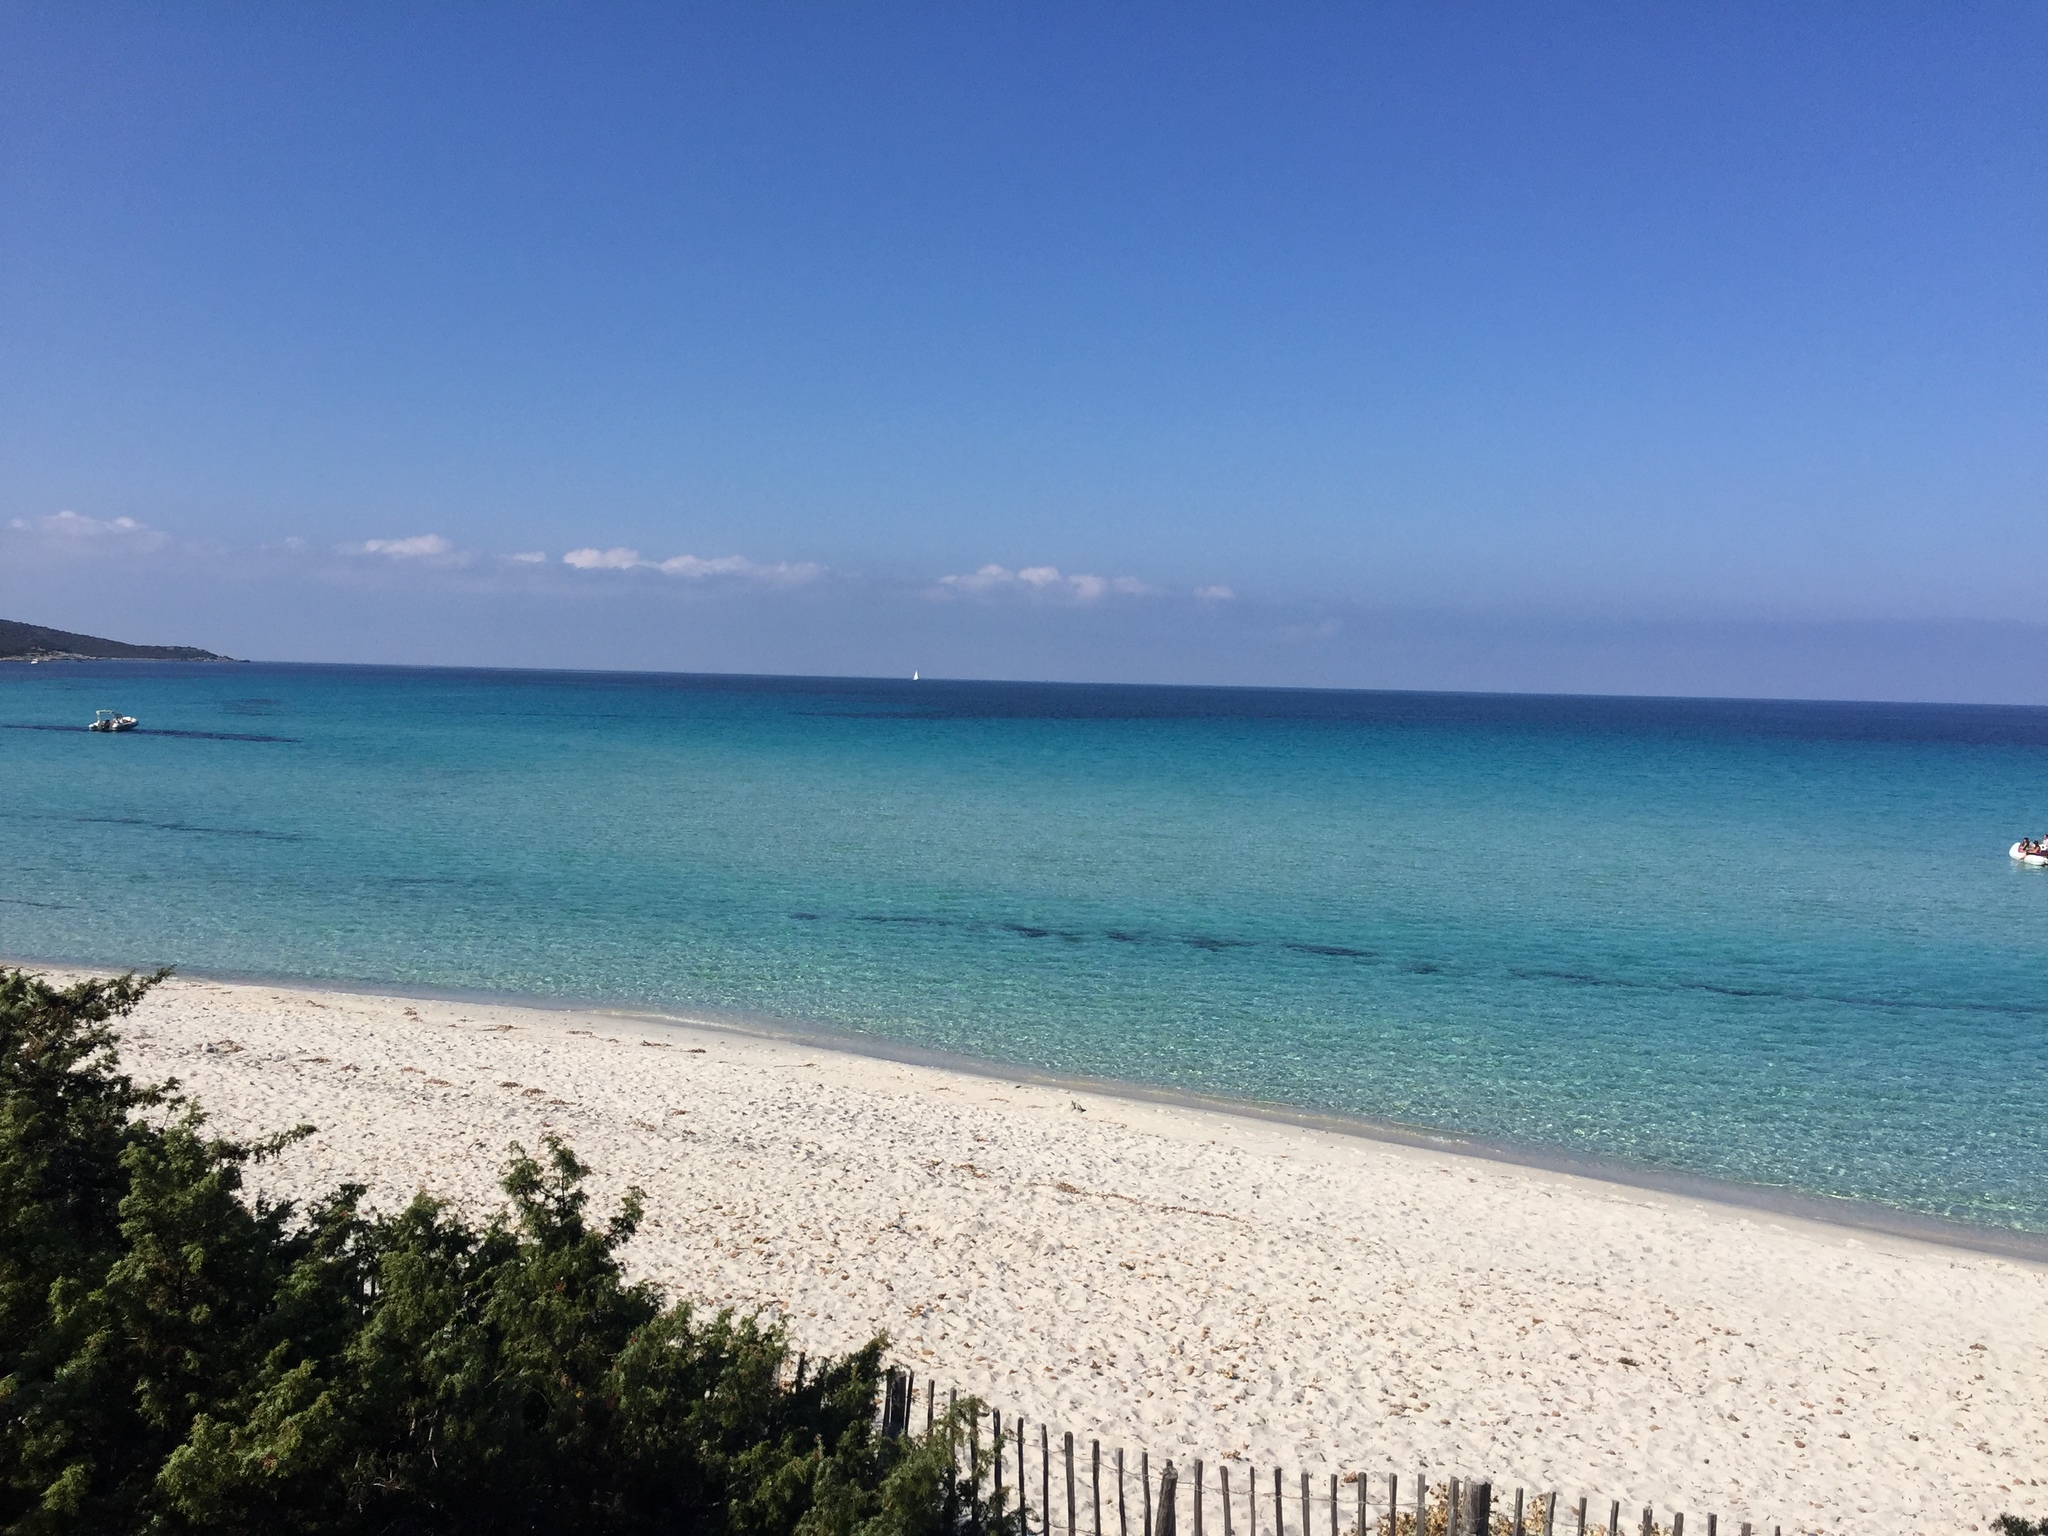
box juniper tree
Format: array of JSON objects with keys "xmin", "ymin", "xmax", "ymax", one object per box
[{"xmin": 1, "ymin": 971, "xmax": 997, "ymax": 1536}]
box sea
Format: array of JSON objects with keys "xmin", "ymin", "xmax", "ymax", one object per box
[{"xmin": 5, "ymin": 662, "xmax": 2047, "ymax": 1238}]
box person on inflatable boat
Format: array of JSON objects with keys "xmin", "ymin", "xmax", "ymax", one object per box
[{"xmin": 2020, "ymin": 837, "xmax": 2047, "ymax": 857}]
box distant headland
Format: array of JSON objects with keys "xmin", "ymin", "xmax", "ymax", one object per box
[{"xmin": 0, "ymin": 617, "xmax": 240, "ymax": 663}]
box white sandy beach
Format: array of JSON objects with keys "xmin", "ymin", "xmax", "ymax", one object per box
[{"xmin": 90, "ymin": 973, "xmax": 2048, "ymax": 1535}]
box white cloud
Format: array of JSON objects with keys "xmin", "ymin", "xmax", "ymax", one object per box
[
  {"xmin": 43, "ymin": 511, "xmax": 142, "ymax": 536},
  {"xmin": 5, "ymin": 509, "xmax": 170, "ymax": 554},
  {"xmin": 937, "ymin": 564, "xmax": 1014, "ymax": 595},
  {"xmin": 1195, "ymin": 585, "xmax": 1236, "ymax": 601},
  {"xmin": 359, "ymin": 534, "xmax": 454, "ymax": 558},
  {"xmin": 507, "ymin": 551, "xmax": 547, "ymax": 564},
  {"xmin": 656, "ymin": 554, "xmax": 753, "ymax": 577},
  {"xmin": 563, "ymin": 546, "xmax": 641, "ymax": 569},
  {"xmin": 562, "ymin": 547, "xmax": 822, "ymax": 584},
  {"xmin": 932, "ymin": 564, "xmax": 1154, "ymax": 603},
  {"xmin": 661, "ymin": 553, "xmax": 822, "ymax": 584}
]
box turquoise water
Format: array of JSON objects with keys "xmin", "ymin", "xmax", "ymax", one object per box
[{"xmin": 5, "ymin": 662, "xmax": 2048, "ymax": 1231}]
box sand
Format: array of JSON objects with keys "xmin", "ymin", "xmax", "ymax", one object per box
[{"xmin": 85, "ymin": 973, "xmax": 2048, "ymax": 1534}]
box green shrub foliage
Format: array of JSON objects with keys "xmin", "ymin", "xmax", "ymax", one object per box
[{"xmin": 0, "ymin": 970, "xmax": 1003, "ymax": 1536}]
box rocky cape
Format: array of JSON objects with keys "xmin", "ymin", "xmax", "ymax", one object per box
[{"xmin": 0, "ymin": 618, "xmax": 239, "ymax": 663}]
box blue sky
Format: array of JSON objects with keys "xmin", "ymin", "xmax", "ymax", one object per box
[{"xmin": 2, "ymin": 4, "xmax": 2043, "ymax": 698}]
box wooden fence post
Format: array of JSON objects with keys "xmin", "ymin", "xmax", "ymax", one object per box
[
  {"xmin": 1042, "ymin": 1424, "xmax": 1052, "ymax": 1535},
  {"xmin": 1067, "ymin": 1433, "xmax": 1077, "ymax": 1536},
  {"xmin": 1513, "ymin": 1487, "xmax": 1525, "ymax": 1536},
  {"xmin": 1143, "ymin": 1452, "xmax": 1153, "ymax": 1536},
  {"xmin": 1118, "ymin": 1449, "xmax": 1128, "ymax": 1536},
  {"xmin": 992, "ymin": 1411, "xmax": 1003, "ymax": 1506},
  {"xmin": 1606, "ymin": 1502, "xmax": 1619, "ymax": 1536},
  {"xmin": 1331, "ymin": 1473, "xmax": 1340, "ymax": 1536},
  {"xmin": 1301, "ymin": 1469, "xmax": 1311, "ymax": 1536},
  {"xmin": 1274, "ymin": 1466, "xmax": 1285, "ymax": 1536},
  {"xmin": 1094, "ymin": 1442, "xmax": 1103, "ymax": 1536},
  {"xmin": 1159, "ymin": 1462, "xmax": 1179, "ymax": 1536},
  {"xmin": 1015, "ymin": 1421, "xmax": 1027, "ymax": 1536},
  {"xmin": 1467, "ymin": 1482, "xmax": 1490, "ymax": 1536},
  {"xmin": 1416, "ymin": 1477, "xmax": 1428, "ymax": 1536},
  {"xmin": 1222, "ymin": 1466, "xmax": 1234, "ymax": 1536}
]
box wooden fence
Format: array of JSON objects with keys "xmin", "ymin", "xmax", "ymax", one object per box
[{"xmin": 878, "ymin": 1368, "xmax": 1794, "ymax": 1536}]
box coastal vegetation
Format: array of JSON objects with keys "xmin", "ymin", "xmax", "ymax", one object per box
[
  {"xmin": 0, "ymin": 618, "xmax": 233, "ymax": 662},
  {"xmin": 0, "ymin": 969, "xmax": 993, "ymax": 1535}
]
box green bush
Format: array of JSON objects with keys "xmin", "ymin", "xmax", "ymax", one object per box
[{"xmin": 0, "ymin": 969, "xmax": 1004, "ymax": 1536}]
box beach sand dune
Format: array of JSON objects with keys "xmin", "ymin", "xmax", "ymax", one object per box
[{"xmin": 106, "ymin": 975, "xmax": 2048, "ymax": 1535}]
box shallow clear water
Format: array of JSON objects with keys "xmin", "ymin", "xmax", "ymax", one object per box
[{"xmin": 6, "ymin": 662, "xmax": 2048, "ymax": 1230}]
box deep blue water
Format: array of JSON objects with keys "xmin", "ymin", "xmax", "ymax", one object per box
[{"xmin": 6, "ymin": 662, "xmax": 2048, "ymax": 1230}]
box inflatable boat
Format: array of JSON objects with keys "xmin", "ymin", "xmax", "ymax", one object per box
[{"xmin": 2011, "ymin": 842, "xmax": 2048, "ymax": 867}]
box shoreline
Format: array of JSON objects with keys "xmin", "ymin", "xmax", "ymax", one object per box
[
  {"xmin": 11, "ymin": 951, "xmax": 2045, "ymax": 1267},
  {"xmin": 31, "ymin": 965, "xmax": 2048, "ymax": 1533}
]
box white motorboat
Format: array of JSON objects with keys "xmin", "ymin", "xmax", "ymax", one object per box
[
  {"xmin": 88, "ymin": 710, "xmax": 137, "ymax": 733},
  {"xmin": 2010, "ymin": 841, "xmax": 2048, "ymax": 867}
]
